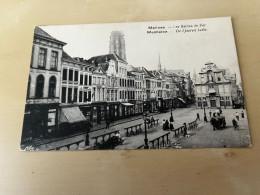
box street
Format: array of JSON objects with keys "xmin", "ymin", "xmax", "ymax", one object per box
[{"xmin": 88, "ymin": 106, "xmax": 251, "ymax": 149}]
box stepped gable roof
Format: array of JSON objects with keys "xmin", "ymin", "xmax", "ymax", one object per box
[{"xmin": 34, "ymin": 26, "xmax": 66, "ymax": 45}]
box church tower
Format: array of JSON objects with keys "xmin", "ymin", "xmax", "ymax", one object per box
[{"xmin": 109, "ymin": 31, "xmax": 126, "ymax": 60}]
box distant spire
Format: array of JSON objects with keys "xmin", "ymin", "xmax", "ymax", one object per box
[{"xmin": 158, "ymin": 54, "xmax": 161, "ymax": 71}]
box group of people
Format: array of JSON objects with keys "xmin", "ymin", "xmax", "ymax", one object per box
[{"xmin": 162, "ymin": 119, "xmax": 174, "ymax": 130}]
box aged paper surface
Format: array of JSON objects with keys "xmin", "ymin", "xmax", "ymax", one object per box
[{"xmin": 0, "ymin": 0, "xmax": 260, "ymax": 194}]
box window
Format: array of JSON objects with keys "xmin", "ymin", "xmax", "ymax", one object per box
[
  {"xmin": 48, "ymin": 76, "xmax": 56, "ymax": 98},
  {"xmin": 88, "ymin": 91, "xmax": 91, "ymax": 102},
  {"xmin": 74, "ymin": 70, "xmax": 78, "ymax": 82},
  {"xmin": 93, "ymin": 77, "xmax": 96, "ymax": 84},
  {"xmin": 50, "ymin": 51, "xmax": 58, "ymax": 70},
  {"xmin": 79, "ymin": 91, "xmax": 83, "ymax": 102},
  {"xmin": 218, "ymin": 77, "xmax": 221, "ymax": 81},
  {"xmin": 30, "ymin": 46, "xmax": 34, "ymax": 67},
  {"xmin": 27, "ymin": 76, "xmax": 31, "ymax": 98},
  {"xmin": 61, "ymin": 87, "xmax": 66, "ymax": 103},
  {"xmin": 38, "ymin": 48, "xmax": 47, "ymax": 68},
  {"xmin": 80, "ymin": 74, "xmax": 83, "ymax": 85},
  {"xmin": 73, "ymin": 87, "xmax": 78, "ymax": 102},
  {"xmin": 115, "ymin": 90, "xmax": 117, "ymax": 101},
  {"xmin": 35, "ymin": 75, "xmax": 44, "ymax": 98},
  {"xmin": 84, "ymin": 91, "xmax": 88, "ymax": 102},
  {"xmin": 89, "ymin": 75, "xmax": 92, "ymax": 85},
  {"xmin": 62, "ymin": 69, "xmax": 68, "ymax": 81},
  {"xmin": 68, "ymin": 88, "xmax": 72, "ymax": 103},
  {"xmin": 102, "ymin": 78, "xmax": 105, "ymax": 85},
  {"xmin": 69, "ymin": 69, "xmax": 73, "ymax": 81},
  {"xmin": 85, "ymin": 75, "xmax": 88, "ymax": 85}
]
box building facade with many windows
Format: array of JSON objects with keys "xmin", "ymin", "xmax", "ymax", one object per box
[
  {"xmin": 22, "ymin": 27, "xmax": 66, "ymax": 141},
  {"xmin": 194, "ymin": 62, "xmax": 238, "ymax": 108}
]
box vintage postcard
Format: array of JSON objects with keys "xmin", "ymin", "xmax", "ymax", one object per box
[{"xmin": 20, "ymin": 17, "xmax": 251, "ymax": 151}]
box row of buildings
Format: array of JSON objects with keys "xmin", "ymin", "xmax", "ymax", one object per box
[{"xmin": 21, "ymin": 27, "xmax": 195, "ymax": 141}]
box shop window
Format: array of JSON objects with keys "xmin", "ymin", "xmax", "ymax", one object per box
[
  {"xmin": 35, "ymin": 75, "xmax": 44, "ymax": 98},
  {"xmin": 38, "ymin": 48, "xmax": 47, "ymax": 69},
  {"xmin": 48, "ymin": 76, "xmax": 56, "ymax": 98},
  {"xmin": 50, "ymin": 51, "xmax": 58, "ymax": 70}
]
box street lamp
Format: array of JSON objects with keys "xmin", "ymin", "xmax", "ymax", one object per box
[
  {"xmin": 170, "ymin": 100, "xmax": 174, "ymax": 122},
  {"xmin": 143, "ymin": 112, "xmax": 149, "ymax": 149},
  {"xmin": 203, "ymin": 100, "xmax": 207, "ymax": 122}
]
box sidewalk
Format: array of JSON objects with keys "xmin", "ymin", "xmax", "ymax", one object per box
[{"xmin": 90, "ymin": 111, "xmax": 162, "ymax": 132}]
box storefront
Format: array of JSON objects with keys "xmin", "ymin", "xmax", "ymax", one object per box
[
  {"xmin": 121, "ymin": 102, "xmax": 134, "ymax": 117},
  {"xmin": 59, "ymin": 105, "xmax": 87, "ymax": 136},
  {"xmin": 21, "ymin": 103, "xmax": 59, "ymax": 143}
]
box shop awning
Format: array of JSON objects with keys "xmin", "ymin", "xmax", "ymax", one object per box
[
  {"xmin": 122, "ymin": 103, "xmax": 134, "ymax": 106},
  {"xmin": 60, "ymin": 106, "xmax": 86, "ymax": 123},
  {"xmin": 178, "ymin": 98, "xmax": 186, "ymax": 104},
  {"xmin": 209, "ymin": 88, "xmax": 216, "ymax": 94}
]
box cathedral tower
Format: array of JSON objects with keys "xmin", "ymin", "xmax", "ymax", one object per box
[{"xmin": 109, "ymin": 31, "xmax": 126, "ymax": 60}]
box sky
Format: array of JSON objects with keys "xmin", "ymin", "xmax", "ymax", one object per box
[{"xmin": 41, "ymin": 17, "xmax": 242, "ymax": 83}]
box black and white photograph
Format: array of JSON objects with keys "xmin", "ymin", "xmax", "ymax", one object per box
[{"xmin": 20, "ymin": 17, "xmax": 251, "ymax": 151}]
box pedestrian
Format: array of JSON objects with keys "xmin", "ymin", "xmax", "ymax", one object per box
[
  {"xmin": 162, "ymin": 119, "xmax": 166, "ymax": 130},
  {"xmin": 165, "ymin": 120, "xmax": 169, "ymax": 130},
  {"xmin": 235, "ymin": 112, "xmax": 239, "ymax": 121},
  {"xmin": 115, "ymin": 131, "xmax": 121, "ymax": 139},
  {"xmin": 106, "ymin": 118, "xmax": 110, "ymax": 129},
  {"xmin": 241, "ymin": 110, "xmax": 244, "ymax": 118},
  {"xmin": 209, "ymin": 109, "xmax": 212, "ymax": 117},
  {"xmin": 170, "ymin": 122, "xmax": 174, "ymax": 131},
  {"xmin": 183, "ymin": 123, "xmax": 187, "ymax": 137},
  {"xmin": 232, "ymin": 118, "xmax": 239, "ymax": 131},
  {"xmin": 204, "ymin": 114, "xmax": 208, "ymax": 123},
  {"xmin": 196, "ymin": 113, "xmax": 200, "ymax": 121}
]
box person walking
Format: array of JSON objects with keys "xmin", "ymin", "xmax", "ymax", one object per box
[
  {"xmin": 196, "ymin": 113, "xmax": 200, "ymax": 121},
  {"xmin": 204, "ymin": 114, "xmax": 208, "ymax": 123},
  {"xmin": 183, "ymin": 123, "xmax": 187, "ymax": 137},
  {"xmin": 165, "ymin": 120, "xmax": 169, "ymax": 130},
  {"xmin": 232, "ymin": 117, "xmax": 239, "ymax": 131},
  {"xmin": 235, "ymin": 112, "xmax": 239, "ymax": 121},
  {"xmin": 209, "ymin": 109, "xmax": 212, "ymax": 117},
  {"xmin": 241, "ymin": 110, "xmax": 245, "ymax": 118}
]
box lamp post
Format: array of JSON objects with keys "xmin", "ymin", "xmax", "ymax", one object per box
[
  {"xmin": 170, "ymin": 99, "xmax": 174, "ymax": 122},
  {"xmin": 203, "ymin": 100, "xmax": 207, "ymax": 122},
  {"xmin": 143, "ymin": 112, "xmax": 149, "ymax": 149}
]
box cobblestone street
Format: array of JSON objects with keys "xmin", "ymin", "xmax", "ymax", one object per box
[{"xmin": 88, "ymin": 106, "xmax": 251, "ymax": 149}]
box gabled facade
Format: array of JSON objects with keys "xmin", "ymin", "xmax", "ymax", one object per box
[{"xmin": 194, "ymin": 62, "xmax": 238, "ymax": 108}]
